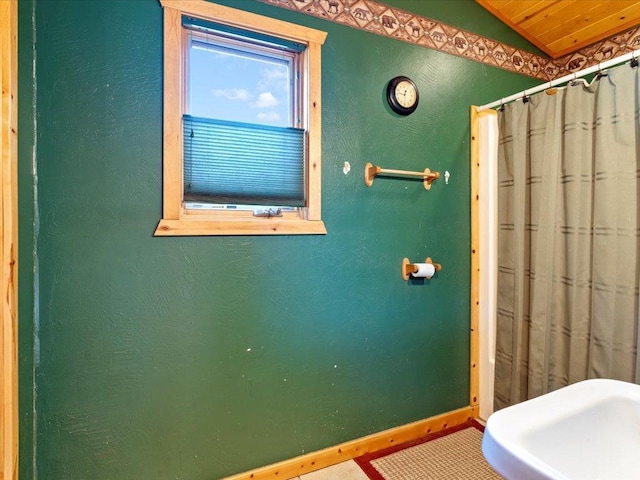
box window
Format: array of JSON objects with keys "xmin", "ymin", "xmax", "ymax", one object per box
[{"xmin": 156, "ymin": 0, "xmax": 327, "ymax": 236}]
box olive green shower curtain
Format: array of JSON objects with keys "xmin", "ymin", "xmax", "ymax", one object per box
[{"xmin": 494, "ymin": 62, "xmax": 640, "ymax": 409}]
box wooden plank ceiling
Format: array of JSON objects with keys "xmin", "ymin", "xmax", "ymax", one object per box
[{"xmin": 475, "ymin": 0, "xmax": 640, "ymax": 58}]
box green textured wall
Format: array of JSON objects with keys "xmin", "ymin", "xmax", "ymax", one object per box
[{"xmin": 18, "ymin": 0, "xmax": 537, "ymax": 478}]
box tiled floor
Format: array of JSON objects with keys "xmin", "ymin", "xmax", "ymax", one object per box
[{"xmin": 288, "ymin": 460, "xmax": 369, "ymax": 480}]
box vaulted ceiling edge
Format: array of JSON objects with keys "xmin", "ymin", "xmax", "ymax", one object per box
[{"xmin": 258, "ymin": 0, "xmax": 640, "ymax": 81}]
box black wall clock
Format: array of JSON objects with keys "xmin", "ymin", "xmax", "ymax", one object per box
[{"xmin": 386, "ymin": 76, "xmax": 419, "ymax": 115}]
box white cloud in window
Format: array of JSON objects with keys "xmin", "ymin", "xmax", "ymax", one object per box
[
  {"xmin": 258, "ymin": 68, "xmax": 288, "ymax": 92},
  {"xmin": 254, "ymin": 92, "xmax": 279, "ymax": 108},
  {"xmin": 257, "ymin": 112, "xmax": 280, "ymax": 122},
  {"xmin": 212, "ymin": 88, "xmax": 251, "ymax": 101}
]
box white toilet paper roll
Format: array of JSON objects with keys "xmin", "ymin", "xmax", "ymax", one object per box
[{"xmin": 411, "ymin": 263, "xmax": 436, "ymax": 279}]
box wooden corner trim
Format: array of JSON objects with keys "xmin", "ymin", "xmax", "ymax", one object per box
[
  {"xmin": 470, "ymin": 106, "xmax": 480, "ymax": 409},
  {"xmin": 1, "ymin": 1, "xmax": 19, "ymax": 479}
]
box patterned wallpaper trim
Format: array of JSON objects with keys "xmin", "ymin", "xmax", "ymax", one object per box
[{"xmin": 258, "ymin": 0, "xmax": 640, "ymax": 81}]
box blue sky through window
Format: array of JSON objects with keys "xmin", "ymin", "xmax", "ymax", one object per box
[{"xmin": 188, "ymin": 42, "xmax": 292, "ymax": 128}]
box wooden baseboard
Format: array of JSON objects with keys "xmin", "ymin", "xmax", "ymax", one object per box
[{"xmin": 224, "ymin": 405, "xmax": 478, "ymax": 480}]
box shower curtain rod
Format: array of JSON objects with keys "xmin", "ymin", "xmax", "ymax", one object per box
[{"xmin": 477, "ymin": 48, "xmax": 640, "ymax": 112}]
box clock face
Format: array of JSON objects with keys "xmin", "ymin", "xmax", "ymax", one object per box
[
  {"xmin": 395, "ymin": 80, "xmax": 417, "ymax": 108},
  {"xmin": 387, "ymin": 76, "xmax": 419, "ymax": 115}
]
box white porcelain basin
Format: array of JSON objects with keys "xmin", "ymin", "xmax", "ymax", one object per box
[{"xmin": 482, "ymin": 379, "xmax": 640, "ymax": 480}]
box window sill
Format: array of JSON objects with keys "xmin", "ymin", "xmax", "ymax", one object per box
[{"xmin": 154, "ymin": 218, "xmax": 327, "ymax": 236}]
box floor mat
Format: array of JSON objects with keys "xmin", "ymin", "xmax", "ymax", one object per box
[{"xmin": 354, "ymin": 420, "xmax": 502, "ymax": 480}]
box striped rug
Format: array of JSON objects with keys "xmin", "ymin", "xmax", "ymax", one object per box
[{"xmin": 354, "ymin": 420, "xmax": 502, "ymax": 480}]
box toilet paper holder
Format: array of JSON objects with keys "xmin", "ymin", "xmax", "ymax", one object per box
[{"xmin": 402, "ymin": 257, "xmax": 442, "ymax": 280}]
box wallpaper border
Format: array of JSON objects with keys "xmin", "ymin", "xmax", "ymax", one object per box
[{"xmin": 259, "ymin": 0, "xmax": 640, "ymax": 80}]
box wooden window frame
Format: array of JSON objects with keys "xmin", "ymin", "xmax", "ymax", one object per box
[{"xmin": 155, "ymin": 0, "xmax": 327, "ymax": 236}]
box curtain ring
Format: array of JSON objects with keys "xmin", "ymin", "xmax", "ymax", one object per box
[
  {"xmin": 595, "ymin": 62, "xmax": 608, "ymax": 80},
  {"xmin": 569, "ymin": 72, "xmax": 578, "ymax": 85},
  {"xmin": 631, "ymin": 52, "xmax": 639, "ymax": 68}
]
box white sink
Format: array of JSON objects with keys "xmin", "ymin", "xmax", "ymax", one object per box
[{"xmin": 482, "ymin": 378, "xmax": 640, "ymax": 480}]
